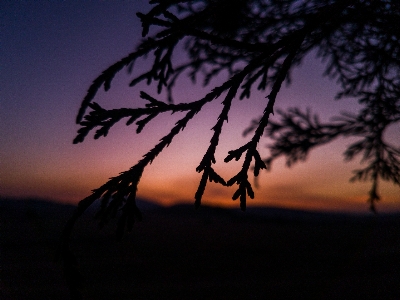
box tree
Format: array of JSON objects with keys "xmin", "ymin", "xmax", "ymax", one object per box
[{"xmin": 60, "ymin": 0, "xmax": 399, "ymax": 295}]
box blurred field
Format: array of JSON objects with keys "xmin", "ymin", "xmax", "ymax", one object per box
[{"xmin": 1, "ymin": 198, "xmax": 400, "ymax": 299}]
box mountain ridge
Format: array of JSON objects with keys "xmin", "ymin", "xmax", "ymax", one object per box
[{"xmin": 2, "ymin": 196, "xmax": 399, "ymax": 223}]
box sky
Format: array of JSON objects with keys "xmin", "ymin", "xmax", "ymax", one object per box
[{"xmin": 1, "ymin": 1, "xmax": 399, "ymax": 213}]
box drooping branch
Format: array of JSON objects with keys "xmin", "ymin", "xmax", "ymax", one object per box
[
  {"xmin": 225, "ymin": 33, "xmax": 305, "ymax": 210},
  {"xmin": 194, "ymin": 76, "xmax": 244, "ymax": 207},
  {"xmin": 74, "ymin": 91, "xmax": 205, "ymax": 143}
]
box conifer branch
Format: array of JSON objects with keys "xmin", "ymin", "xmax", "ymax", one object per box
[{"xmin": 62, "ymin": 2, "xmax": 400, "ymax": 297}]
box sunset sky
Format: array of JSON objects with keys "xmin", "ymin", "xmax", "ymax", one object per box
[{"xmin": 1, "ymin": 1, "xmax": 399, "ymax": 213}]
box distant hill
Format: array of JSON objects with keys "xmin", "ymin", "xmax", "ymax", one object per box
[
  {"xmin": 2, "ymin": 196, "xmax": 399, "ymax": 223},
  {"xmin": 2, "ymin": 197, "xmax": 400, "ymax": 300}
]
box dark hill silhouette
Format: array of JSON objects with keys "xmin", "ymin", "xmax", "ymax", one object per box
[{"xmin": 1, "ymin": 197, "xmax": 400, "ymax": 299}]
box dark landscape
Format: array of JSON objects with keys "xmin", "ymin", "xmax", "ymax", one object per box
[{"xmin": 1, "ymin": 197, "xmax": 400, "ymax": 300}]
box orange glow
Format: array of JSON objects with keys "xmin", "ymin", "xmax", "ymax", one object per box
[{"xmin": 2, "ymin": 128, "xmax": 399, "ymax": 212}]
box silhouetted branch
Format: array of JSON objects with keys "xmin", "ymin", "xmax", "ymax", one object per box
[
  {"xmin": 245, "ymin": 83, "xmax": 400, "ymax": 211},
  {"xmin": 67, "ymin": 0, "xmax": 400, "ymax": 246},
  {"xmin": 62, "ymin": 1, "xmax": 400, "ymax": 295},
  {"xmin": 226, "ymin": 33, "xmax": 305, "ymax": 210}
]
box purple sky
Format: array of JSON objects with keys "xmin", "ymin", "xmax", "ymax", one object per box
[{"xmin": 1, "ymin": 1, "xmax": 399, "ymax": 212}]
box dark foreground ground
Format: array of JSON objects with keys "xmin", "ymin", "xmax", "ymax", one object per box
[{"xmin": 1, "ymin": 198, "xmax": 400, "ymax": 300}]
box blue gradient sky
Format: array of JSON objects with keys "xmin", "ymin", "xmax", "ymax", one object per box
[{"xmin": 1, "ymin": 1, "xmax": 399, "ymax": 212}]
